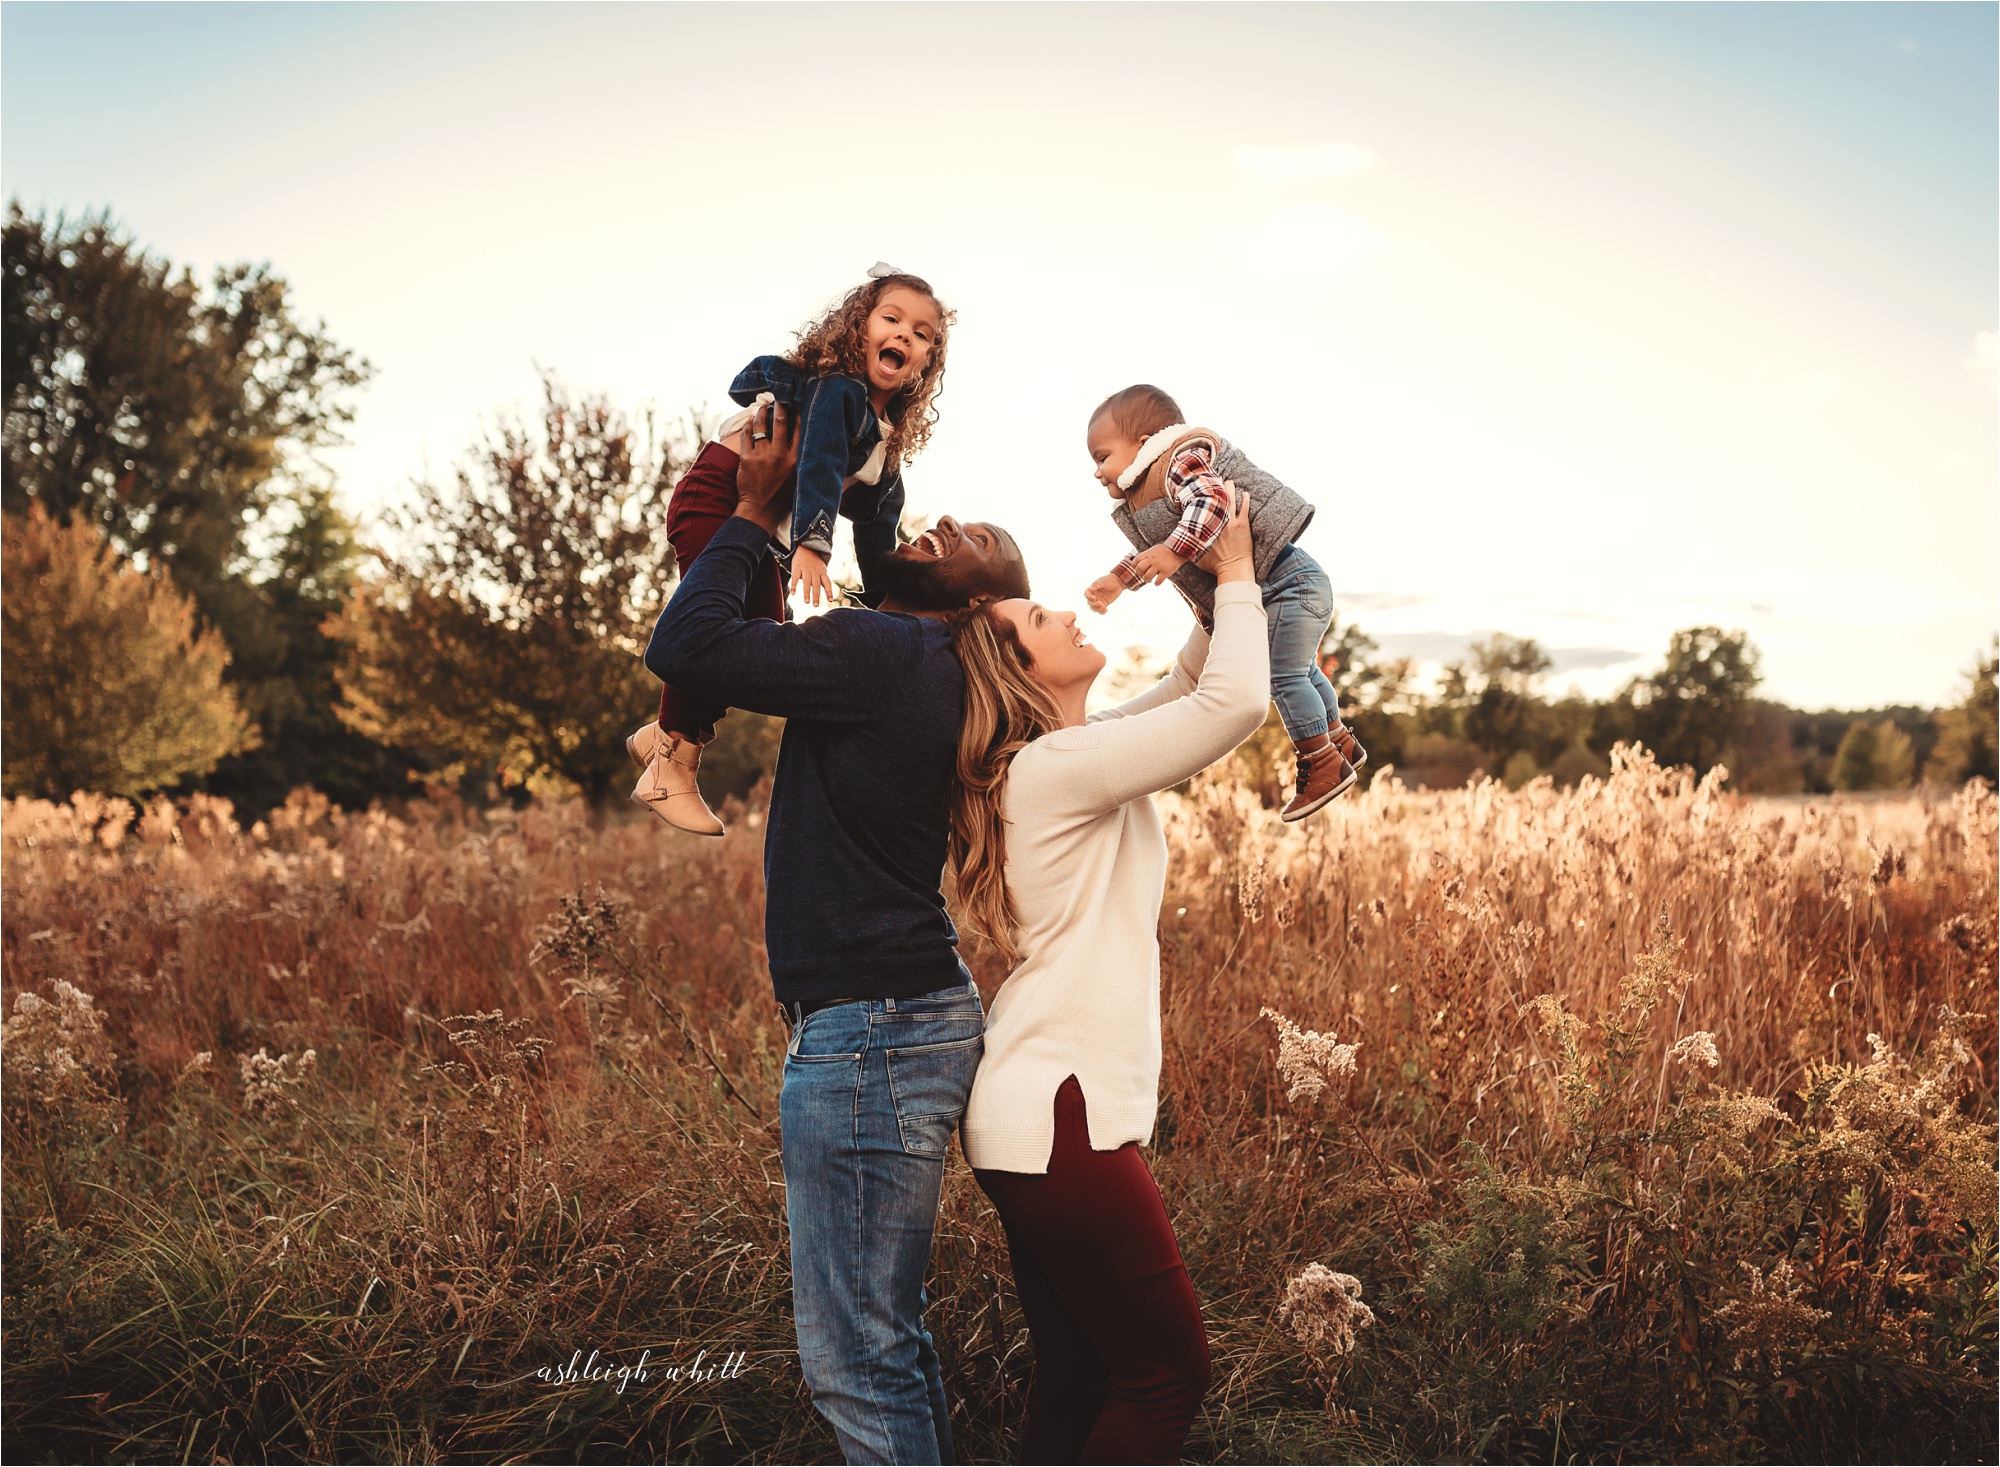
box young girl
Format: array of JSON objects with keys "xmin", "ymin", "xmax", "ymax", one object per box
[
  {"xmin": 629, "ymin": 264, "xmax": 952, "ymax": 834},
  {"xmin": 1083, "ymin": 383, "xmax": 1367, "ymax": 821}
]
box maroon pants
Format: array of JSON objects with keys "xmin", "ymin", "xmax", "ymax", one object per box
[
  {"xmin": 655, "ymin": 441, "xmax": 788, "ymax": 743},
  {"xmin": 972, "ymin": 1076, "xmax": 1212, "ymax": 1465}
]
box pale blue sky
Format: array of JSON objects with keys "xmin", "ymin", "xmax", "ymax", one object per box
[{"xmin": 5, "ymin": 2, "xmax": 1995, "ymax": 708}]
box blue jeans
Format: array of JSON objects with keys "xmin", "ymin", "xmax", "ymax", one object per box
[
  {"xmin": 780, "ymin": 977, "xmax": 985, "ymax": 1464},
  {"xmin": 1263, "ymin": 543, "xmax": 1341, "ymax": 742}
]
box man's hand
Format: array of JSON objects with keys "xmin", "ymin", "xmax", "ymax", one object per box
[
  {"xmin": 1085, "ymin": 573, "xmax": 1125, "ymax": 614},
  {"xmin": 790, "ymin": 545, "xmax": 835, "ymax": 608},
  {"xmin": 1129, "ymin": 543, "xmax": 1187, "ymax": 587},
  {"xmin": 732, "ymin": 400, "xmax": 799, "ymax": 535}
]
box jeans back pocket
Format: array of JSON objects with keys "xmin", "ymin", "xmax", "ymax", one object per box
[{"xmin": 884, "ymin": 1031, "xmax": 984, "ymax": 1156}]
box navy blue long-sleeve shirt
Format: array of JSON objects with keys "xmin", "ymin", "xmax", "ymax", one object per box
[{"xmin": 645, "ymin": 515, "xmax": 967, "ymax": 1003}]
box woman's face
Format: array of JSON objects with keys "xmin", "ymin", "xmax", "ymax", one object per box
[{"xmin": 994, "ymin": 600, "xmax": 1106, "ymax": 694}]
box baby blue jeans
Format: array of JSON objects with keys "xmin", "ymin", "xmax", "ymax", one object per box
[{"xmin": 1261, "ymin": 543, "xmax": 1341, "ymax": 743}]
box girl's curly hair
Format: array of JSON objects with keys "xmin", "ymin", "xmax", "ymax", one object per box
[{"xmin": 788, "ymin": 272, "xmax": 953, "ymax": 464}]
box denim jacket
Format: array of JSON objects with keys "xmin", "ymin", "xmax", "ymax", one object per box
[{"xmin": 728, "ymin": 355, "xmax": 903, "ymax": 608}]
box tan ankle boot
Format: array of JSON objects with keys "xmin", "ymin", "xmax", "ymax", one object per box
[
  {"xmin": 631, "ymin": 732, "xmax": 724, "ymax": 836},
  {"xmin": 1281, "ymin": 733, "xmax": 1357, "ymax": 822},
  {"xmin": 626, "ymin": 720, "xmax": 669, "ymax": 771}
]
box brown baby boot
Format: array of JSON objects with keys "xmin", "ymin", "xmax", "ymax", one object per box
[
  {"xmin": 1329, "ymin": 721, "xmax": 1368, "ymax": 771},
  {"xmin": 1281, "ymin": 732, "xmax": 1357, "ymax": 822},
  {"xmin": 631, "ymin": 729, "xmax": 724, "ymax": 837}
]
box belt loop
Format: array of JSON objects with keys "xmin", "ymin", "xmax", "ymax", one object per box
[
  {"xmin": 785, "ymin": 1001, "xmax": 803, "ymax": 1057},
  {"xmin": 884, "ymin": 995, "xmax": 896, "ymax": 1013}
]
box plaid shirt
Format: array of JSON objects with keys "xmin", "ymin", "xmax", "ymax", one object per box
[{"xmin": 1113, "ymin": 442, "xmax": 1232, "ymax": 589}]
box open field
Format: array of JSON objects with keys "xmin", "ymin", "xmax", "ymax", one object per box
[{"xmin": 3, "ymin": 753, "xmax": 1994, "ymax": 1464}]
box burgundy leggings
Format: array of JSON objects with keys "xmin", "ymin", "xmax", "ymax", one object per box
[
  {"xmin": 972, "ymin": 1076, "xmax": 1212, "ymax": 1464},
  {"xmin": 655, "ymin": 441, "xmax": 788, "ymax": 743}
]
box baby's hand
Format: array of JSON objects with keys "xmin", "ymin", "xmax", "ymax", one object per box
[
  {"xmin": 790, "ymin": 545, "xmax": 835, "ymax": 608},
  {"xmin": 1085, "ymin": 574, "xmax": 1124, "ymax": 614},
  {"xmin": 1130, "ymin": 544, "xmax": 1187, "ymax": 586}
]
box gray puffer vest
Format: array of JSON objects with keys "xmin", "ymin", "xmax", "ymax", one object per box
[{"xmin": 1109, "ymin": 425, "xmax": 1315, "ymax": 625}]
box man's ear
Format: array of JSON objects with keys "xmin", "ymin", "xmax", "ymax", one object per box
[{"xmin": 964, "ymin": 593, "xmax": 997, "ymax": 608}]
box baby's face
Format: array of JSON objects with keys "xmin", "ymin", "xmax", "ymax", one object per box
[
  {"xmin": 863, "ymin": 287, "xmax": 941, "ymax": 400},
  {"xmin": 1086, "ymin": 414, "xmax": 1144, "ymax": 499}
]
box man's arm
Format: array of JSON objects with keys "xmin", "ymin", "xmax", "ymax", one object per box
[
  {"xmin": 645, "ymin": 404, "xmax": 909, "ymax": 722},
  {"xmin": 645, "ymin": 518, "xmax": 913, "ymax": 722}
]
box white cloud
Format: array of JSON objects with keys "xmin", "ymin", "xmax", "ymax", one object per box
[
  {"xmin": 1230, "ymin": 203, "xmax": 1382, "ymax": 275},
  {"xmin": 1235, "ymin": 142, "xmax": 1377, "ymax": 181}
]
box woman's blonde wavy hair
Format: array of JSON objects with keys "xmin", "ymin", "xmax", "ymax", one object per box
[
  {"xmin": 944, "ymin": 603, "xmax": 1068, "ymax": 966},
  {"xmin": 789, "ymin": 272, "xmax": 953, "ymax": 464}
]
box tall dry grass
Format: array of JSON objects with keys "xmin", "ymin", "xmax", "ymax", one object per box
[{"xmin": 3, "ymin": 751, "xmax": 1994, "ymax": 1463}]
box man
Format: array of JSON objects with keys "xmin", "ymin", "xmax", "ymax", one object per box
[{"xmin": 645, "ymin": 402, "xmax": 1031, "ymax": 1464}]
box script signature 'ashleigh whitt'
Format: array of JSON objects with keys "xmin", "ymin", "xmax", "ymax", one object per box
[{"xmin": 481, "ymin": 1347, "xmax": 752, "ymax": 1393}]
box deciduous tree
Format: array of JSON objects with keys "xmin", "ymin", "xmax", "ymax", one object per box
[
  {"xmin": 2, "ymin": 504, "xmax": 251, "ymax": 797},
  {"xmin": 2, "ymin": 204, "xmax": 395, "ymax": 808},
  {"xmin": 335, "ymin": 372, "xmax": 690, "ymax": 806},
  {"xmin": 1615, "ymin": 626, "xmax": 1760, "ymax": 776}
]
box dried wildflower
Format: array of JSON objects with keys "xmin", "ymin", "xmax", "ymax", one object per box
[
  {"xmin": 1, "ymin": 982, "xmax": 123, "ymax": 1134},
  {"xmin": 239, "ymin": 1047, "xmax": 317, "ymax": 1119},
  {"xmin": 1261, "ymin": 1007, "xmax": 1359, "ymax": 1104},
  {"xmin": 1525, "ymin": 994, "xmax": 1595, "ymax": 1122},
  {"xmin": 1239, "ymin": 850, "xmax": 1267, "ymax": 923},
  {"xmin": 1868, "ymin": 842, "xmax": 1906, "ymax": 885},
  {"xmin": 1278, "ymin": 1263, "xmax": 1376, "ymax": 1357},
  {"xmin": 1668, "ymin": 1031, "xmax": 1720, "ymax": 1068},
  {"xmin": 1715, "ymin": 1259, "xmax": 1829, "ymax": 1374},
  {"xmin": 1710, "ymin": 1092, "xmax": 1781, "ymax": 1140}
]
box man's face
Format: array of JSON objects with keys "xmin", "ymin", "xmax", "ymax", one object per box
[{"xmin": 874, "ymin": 516, "xmax": 1030, "ymax": 611}]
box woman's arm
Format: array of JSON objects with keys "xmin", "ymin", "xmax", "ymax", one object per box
[
  {"xmin": 1087, "ymin": 622, "xmax": 1209, "ymax": 724},
  {"xmin": 1087, "ymin": 477, "xmax": 1240, "ymax": 725},
  {"xmin": 1032, "ymin": 495, "xmax": 1267, "ymax": 814}
]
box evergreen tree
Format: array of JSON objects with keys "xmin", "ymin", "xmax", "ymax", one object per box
[{"xmin": 1923, "ymin": 644, "xmax": 1999, "ymax": 789}]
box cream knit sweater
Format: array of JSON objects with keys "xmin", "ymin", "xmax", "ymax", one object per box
[{"xmin": 961, "ymin": 582, "xmax": 1270, "ymax": 1173}]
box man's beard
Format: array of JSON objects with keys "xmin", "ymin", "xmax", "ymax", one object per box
[{"xmin": 871, "ymin": 551, "xmax": 972, "ymax": 611}]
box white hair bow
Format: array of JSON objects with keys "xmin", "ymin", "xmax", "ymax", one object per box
[{"xmin": 867, "ymin": 261, "xmax": 907, "ymax": 279}]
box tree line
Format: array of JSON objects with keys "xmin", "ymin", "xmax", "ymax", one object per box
[{"xmin": 4, "ymin": 207, "xmax": 1994, "ymax": 814}]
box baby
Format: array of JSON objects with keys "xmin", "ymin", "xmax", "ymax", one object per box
[
  {"xmin": 628, "ymin": 263, "xmax": 951, "ymax": 834},
  {"xmin": 1083, "ymin": 384, "xmax": 1365, "ymax": 820}
]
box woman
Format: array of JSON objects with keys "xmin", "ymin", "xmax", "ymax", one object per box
[{"xmin": 944, "ymin": 495, "xmax": 1268, "ymax": 1463}]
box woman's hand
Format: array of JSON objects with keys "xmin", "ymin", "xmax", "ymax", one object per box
[{"xmin": 1195, "ymin": 483, "xmax": 1255, "ymax": 585}]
